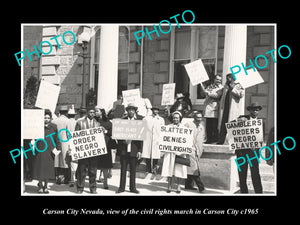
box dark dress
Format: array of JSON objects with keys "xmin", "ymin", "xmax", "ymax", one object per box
[
  {"xmin": 97, "ymin": 119, "xmax": 114, "ymax": 169},
  {"xmin": 33, "ymin": 123, "xmax": 61, "ymax": 180}
]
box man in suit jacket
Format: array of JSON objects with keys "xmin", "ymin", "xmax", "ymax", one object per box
[
  {"xmin": 75, "ymin": 106, "xmax": 100, "ymax": 194},
  {"xmin": 116, "ymin": 103, "xmax": 144, "ymax": 194},
  {"xmin": 235, "ymin": 102, "xmax": 264, "ymax": 194}
]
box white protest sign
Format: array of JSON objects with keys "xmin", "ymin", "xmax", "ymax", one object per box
[
  {"xmin": 226, "ymin": 119, "xmax": 264, "ymax": 151},
  {"xmin": 161, "ymin": 83, "xmax": 175, "ymax": 106},
  {"xmin": 122, "ymin": 88, "xmax": 141, "ymax": 106},
  {"xmin": 235, "ymin": 69, "xmax": 264, "ymax": 89},
  {"xmin": 157, "ymin": 125, "xmax": 193, "ymax": 154},
  {"xmin": 184, "ymin": 59, "xmax": 210, "ymax": 86},
  {"xmin": 112, "ymin": 119, "xmax": 146, "ymax": 141},
  {"xmin": 69, "ymin": 127, "xmax": 107, "ymax": 160},
  {"xmin": 35, "ymin": 80, "xmax": 60, "ymax": 114},
  {"xmin": 23, "ymin": 109, "xmax": 44, "ymax": 139}
]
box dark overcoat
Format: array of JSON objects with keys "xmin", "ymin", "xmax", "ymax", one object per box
[{"xmin": 33, "ymin": 123, "xmax": 62, "ymax": 180}]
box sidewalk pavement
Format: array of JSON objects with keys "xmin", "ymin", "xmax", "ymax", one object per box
[
  {"xmin": 23, "ymin": 167, "xmax": 235, "ymax": 196},
  {"xmin": 23, "ymin": 161, "xmax": 275, "ymax": 196}
]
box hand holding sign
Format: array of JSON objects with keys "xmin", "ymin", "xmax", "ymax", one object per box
[{"xmin": 184, "ymin": 59, "xmax": 210, "ymax": 86}]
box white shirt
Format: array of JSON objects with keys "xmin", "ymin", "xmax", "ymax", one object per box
[
  {"xmin": 127, "ymin": 116, "xmax": 135, "ymax": 153},
  {"xmin": 86, "ymin": 117, "xmax": 93, "ymax": 128}
]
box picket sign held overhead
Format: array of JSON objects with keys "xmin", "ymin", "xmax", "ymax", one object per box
[
  {"xmin": 35, "ymin": 80, "xmax": 60, "ymax": 114},
  {"xmin": 184, "ymin": 59, "xmax": 210, "ymax": 86},
  {"xmin": 161, "ymin": 83, "xmax": 176, "ymax": 106}
]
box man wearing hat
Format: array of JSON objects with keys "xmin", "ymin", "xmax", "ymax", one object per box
[
  {"xmin": 116, "ymin": 103, "xmax": 144, "ymax": 194},
  {"xmin": 235, "ymin": 102, "xmax": 264, "ymax": 194},
  {"xmin": 52, "ymin": 105, "xmax": 70, "ymax": 185},
  {"xmin": 170, "ymin": 93, "xmax": 191, "ymax": 117},
  {"xmin": 142, "ymin": 107, "xmax": 165, "ymax": 174}
]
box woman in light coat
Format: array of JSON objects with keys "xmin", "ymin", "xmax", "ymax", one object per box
[
  {"xmin": 161, "ymin": 111, "xmax": 188, "ymax": 193},
  {"xmin": 201, "ymin": 75, "xmax": 223, "ymax": 143}
]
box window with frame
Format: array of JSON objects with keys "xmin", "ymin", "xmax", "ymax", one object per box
[
  {"xmin": 170, "ymin": 26, "xmax": 218, "ymax": 104},
  {"xmin": 89, "ymin": 26, "xmax": 129, "ymax": 99}
]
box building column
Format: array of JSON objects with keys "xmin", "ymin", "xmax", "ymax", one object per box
[
  {"xmin": 97, "ymin": 25, "xmax": 119, "ymax": 112},
  {"xmin": 222, "ymin": 25, "xmax": 247, "ymax": 115}
]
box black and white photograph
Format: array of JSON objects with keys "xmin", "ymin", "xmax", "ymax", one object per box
[
  {"xmin": 20, "ymin": 23, "xmax": 276, "ymax": 196},
  {"xmin": 4, "ymin": 5, "xmax": 298, "ymax": 221}
]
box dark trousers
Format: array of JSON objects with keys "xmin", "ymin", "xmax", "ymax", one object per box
[
  {"xmin": 76, "ymin": 157, "xmax": 98, "ymax": 191},
  {"xmin": 145, "ymin": 158, "xmax": 158, "ymax": 173},
  {"xmin": 185, "ymin": 175, "xmax": 205, "ymax": 191},
  {"xmin": 205, "ymin": 117, "xmax": 218, "ymax": 143},
  {"xmin": 236, "ymin": 149, "xmax": 263, "ymax": 193},
  {"xmin": 55, "ymin": 168, "xmax": 71, "ymax": 182},
  {"xmin": 119, "ymin": 153, "xmax": 138, "ymax": 191}
]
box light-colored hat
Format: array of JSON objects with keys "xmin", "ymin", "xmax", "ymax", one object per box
[
  {"xmin": 176, "ymin": 93, "xmax": 184, "ymax": 100},
  {"xmin": 125, "ymin": 103, "xmax": 138, "ymax": 111},
  {"xmin": 68, "ymin": 105, "xmax": 77, "ymax": 115},
  {"xmin": 172, "ymin": 110, "xmax": 182, "ymax": 118}
]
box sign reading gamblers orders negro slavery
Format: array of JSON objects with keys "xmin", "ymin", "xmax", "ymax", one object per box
[
  {"xmin": 69, "ymin": 127, "xmax": 107, "ymax": 160},
  {"xmin": 226, "ymin": 119, "xmax": 264, "ymax": 151}
]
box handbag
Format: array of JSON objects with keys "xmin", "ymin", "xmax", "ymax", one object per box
[{"xmin": 175, "ymin": 155, "xmax": 190, "ymax": 166}]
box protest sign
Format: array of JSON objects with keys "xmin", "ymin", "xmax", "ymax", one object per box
[
  {"xmin": 157, "ymin": 125, "xmax": 194, "ymax": 154},
  {"xmin": 69, "ymin": 127, "xmax": 107, "ymax": 160},
  {"xmin": 112, "ymin": 119, "xmax": 146, "ymax": 141},
  {"xmin": 184, "ymin": 58, "xmax": 210, "ymax": 86},
  {"xmin": 226, "ymin": 119, "xmax": 264, "ymax": 151},
  {"xmin": 35, "ymin": 80, "xmax": 60, "ymax": 114},
  {"xmin": 161, "ymin": 83, "xmax": 175, "ymax": 105},
  {"xmin": 122, "ymin": 88, "xmax": 141, "ymax": 105},
  {"xmin": 235, "ymin": 69, "xmax": 264, "ymax": 89},
  {"xmin": 23, "ymin": 109, "xmax": 44, "ymax": 139}
]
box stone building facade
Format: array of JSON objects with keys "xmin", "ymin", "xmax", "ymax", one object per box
[
  {"xmin": 23, "ymin": 24, "xmax": 275, "ymax": 193},
  {"xmin": 23, "ymin": 24, "xmax": 275, "ymax": 135}
]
